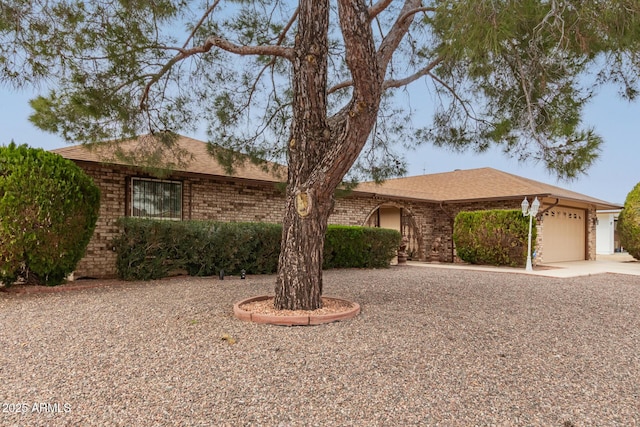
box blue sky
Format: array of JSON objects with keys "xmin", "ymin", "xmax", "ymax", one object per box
[{"xmin": 1, "ymin": 83, "xmax": 638, "ymax": 205}]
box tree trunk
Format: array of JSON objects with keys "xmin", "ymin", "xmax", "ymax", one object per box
[
  {"xmin": 274, "ymin": 187, "xmax": 334, "ymax": 310},
  {"xmin": 274, "ymin": 0, "xmax": 331, "ymax": 310},
  {"xmin": 274, "ymin": 0, "xmax": 384, "ymax": 310}
]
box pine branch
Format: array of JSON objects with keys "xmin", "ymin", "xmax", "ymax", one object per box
[
  {"xmin": 203, "ymin": 36, "xmax": 293, "ymax": 59},
  {"xmin": 182, "ymin": 0, "xmax": 223, "ymax": 51},
  {"xmin": 140, "ymin": 35, "xmax": 293, "ymax": 109},
  {"xmin": 382, "ymin": 57, "xmax": 443, "ymax": 89},
  {"xmin": 426, "ymin": 70, "xmax": 485, "ymax": 123},
  {"xmin": 376, "ymin": 0, "xmax": 430, "ymax": 71},
  {"xmin": 368, "ymin": 0, "xmax": 393, "ymax": 20}
]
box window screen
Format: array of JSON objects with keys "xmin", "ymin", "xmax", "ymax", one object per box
[{"xmin": 131, "ymin": 178, "xmax": 182, "ymax": 220}]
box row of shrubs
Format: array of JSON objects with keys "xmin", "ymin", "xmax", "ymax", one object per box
[
  {"xmin": 113, "ymin": 218, "xmax": 401, "ymax": 280},
  {"xmin": 453, "ymin": 209, "xmax": 535, "ymax": 267}
]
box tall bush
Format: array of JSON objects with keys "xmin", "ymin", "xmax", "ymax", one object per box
[
  {"xmin": 113, "ymin": 219, "xmax": 286, "ymax": 280},
  {"xmin": 0, "ymin": 143, "xmax": 100, "ymax": 286},
  {"xmin": 618, "ymin": 182, "xmax": 640, "ymax": 260},
  {"xmin": 113, "ymin": 218, "xmax": 188, "ymax": 280},
  {"xmin": 184, "ymin": 221, "xmax": 282, "ymax": 277},
  {"xmin": 323, "ymin": 225, "xmax": 401, "ymax": 269},
  {"xmin": 453, "ymin": 209, "xmax": 535, "ymax": 267}
]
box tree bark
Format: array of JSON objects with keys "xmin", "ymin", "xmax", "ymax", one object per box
[
  {"xmin": 275, "ymin": 187, "xmax": 334, "ymax": 310},
  {"xmin": 274, "ymin": 0, "xmax": 387, "ymax": 310},
  {"xmin": 274, "ymin": 0, "xmax": 331, "ymax": 310}
]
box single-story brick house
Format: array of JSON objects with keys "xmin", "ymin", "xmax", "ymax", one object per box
[{"xmin": 52, "ymin": 135, "xmax": 620, "ymax": 278}]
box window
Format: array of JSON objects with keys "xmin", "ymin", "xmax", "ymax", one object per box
[{"xmin": 131, "ymin": 178, "xmax": 182, "ymax": 220}]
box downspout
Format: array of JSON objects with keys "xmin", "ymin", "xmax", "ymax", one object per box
[{"xmin": 536, "ymin": 197, "xmax": 559, "ymax": 219}]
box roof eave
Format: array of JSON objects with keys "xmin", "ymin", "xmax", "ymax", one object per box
[
  {"xmin": 442, "ymin": 193, "xmax": 621, "ymax": 210},
  {"xmin": 71, "ymin": 159, "xmax": 285, "ymax": 187},
  {"xmin": 439, "ymin": 194, "xmax": 552, "ymax": 205},
  {"xmin": 348, "ymin": 190, "xmax": 622, "ymax": 210},
  {"xmin": 347, "ymin": 189, "xmax": 441, "ymax": 204}
]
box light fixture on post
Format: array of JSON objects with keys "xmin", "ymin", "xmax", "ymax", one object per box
[{"xmin": 521, "ymin": 196, "xmax": 540, "ymax": 271}]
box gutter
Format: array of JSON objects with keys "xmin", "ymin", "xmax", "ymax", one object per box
[{"xmin": 537, "ymin": 198, "xmax": 560, "ymax": 219}]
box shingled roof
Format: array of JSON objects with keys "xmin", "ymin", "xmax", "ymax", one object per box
[
  {"xmin": 353, "ymin": 167, "xmax": 620, "ymax": 210},
  {"xmin": 52, "ymin": 135, "xmax": 619, "ymax": 209},
  {"xmin": 51, "ymin": 134, "xmax": 286, "ymax": 184}
]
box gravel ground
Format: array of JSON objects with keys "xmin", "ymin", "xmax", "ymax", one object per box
[{"xmin": 1, "ymin": 266, "xmax": 639, "ymax": 426}]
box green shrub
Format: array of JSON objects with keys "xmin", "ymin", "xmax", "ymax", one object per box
[
  {"xmin": 0, "ymin": 143, "xmax": 100, "ymax": 286},
  {"xmin": 618, "ymin": 182, "xmax": 640, "ymax": 260},
  {"xmin": 324, "ymin": 225, "xmax": 401, "ymax": 269},
  {"xmin": 113, "ymin": 219, "xmax": 401, "ymax": 280},
  {"xmin": 113, "ymin": 218, "xmax": 187, "ymax": 280},
  {"xmin": 453, "ymin": 209, "xmax": 535, "ymax": 267},
  {"xmin": 184, "ymin": 221, "xmax": 282, "ymax": 276},
  {"xmin": 114, "ymin": 219, "xmax": 284, "ymax": 280}
]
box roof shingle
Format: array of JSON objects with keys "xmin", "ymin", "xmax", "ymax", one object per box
[
  {"xmin": 52, "ymin": 134, "xmax": 286, "ymax": 183},
  {"xmin": 353, "ymin": 167, "xmax": 620, "ymax": 209},
  {"xmin": 52, "ymin": 135, "xmax": 619, "ymax": 209}
]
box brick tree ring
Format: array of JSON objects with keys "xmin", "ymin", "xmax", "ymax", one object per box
[{"xmin": 233, "ymin": 295, "xmax": 360, "ymax": 326}]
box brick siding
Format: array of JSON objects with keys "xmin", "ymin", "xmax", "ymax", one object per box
[{"xmin": 73, "ymin": 163, "xmax": 288, "ymax": 278}]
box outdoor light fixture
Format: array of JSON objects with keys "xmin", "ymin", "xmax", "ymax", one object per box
[
  {"xmin": 240, "ymin": 269, "xmax": 246, "ymax": 279},
  {"xmin": 521, "ymin": 197, "xmax": 540, "ymax": 271}
]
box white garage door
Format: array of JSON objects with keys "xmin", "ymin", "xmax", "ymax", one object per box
[{"xmin": 541, "ymin": 207, "xmax": 586, "ymax": 263}]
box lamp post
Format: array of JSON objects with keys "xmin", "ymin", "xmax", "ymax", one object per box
[{"xmin": 521, "ymin": 196, "xmax": 540, "ymax": 271}]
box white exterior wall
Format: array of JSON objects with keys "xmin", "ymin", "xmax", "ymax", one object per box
[{"xmin": 596, "ymin": 212, "xmax": 616, "ymax": 255}]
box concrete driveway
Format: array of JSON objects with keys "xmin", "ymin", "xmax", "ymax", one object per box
[{"xmin": 410, "ymin": 252, "xmax": 640, "ymax": 278}]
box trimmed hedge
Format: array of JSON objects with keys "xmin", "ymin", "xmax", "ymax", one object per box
[
  {"xmin": 453, "ymin": 209, "xmax": 535, "ymax": 267},
  {"xmin": 113, "ymin": 218, "xmax": 401, "ymax": 280},
  {"xmin": 0, "ymin": 143, "xmax": 100, "ymax": 286},
  {"xmin": 323, "ymin": 225, "xmax": 402, "ymax": 269}
]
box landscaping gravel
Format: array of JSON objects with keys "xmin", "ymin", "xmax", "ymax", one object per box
[{"xmin": 1, "ymin": 266, "xmax": 639, "ymax": 426}]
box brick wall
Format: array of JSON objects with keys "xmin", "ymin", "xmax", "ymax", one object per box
[
  {"xmin": 186, "ymin": 177, "xmax": 285, "ymax": 222},
  {"xmin": 73, "ymin": 164, "xmax": 288, "ymax": 278},
  {"xmin": 331, "ymin": 196, "xmax": 598, "ymax": 264},
  {"xmin": 586, "ymin": 205, "xmax": 597, "ymax": 261},
  {"xmin": 73, "ymin": 163, "xmax": 128, "ymax": 278}
]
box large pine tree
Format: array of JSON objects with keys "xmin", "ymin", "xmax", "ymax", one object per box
[{"xmin": 1, "ymin": 0, "xmax": 639, "ymax": 309}]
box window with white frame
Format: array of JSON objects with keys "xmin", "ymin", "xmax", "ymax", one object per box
[{"xmin": 131, "ymin": 178, "xmax": 182, "ymax": 220}]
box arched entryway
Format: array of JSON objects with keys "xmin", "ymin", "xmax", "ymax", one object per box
[{"xmin": 363, "ymin": 204, "xmax": 423, "ymax": 260}]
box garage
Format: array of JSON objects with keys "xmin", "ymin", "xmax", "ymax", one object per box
[{"xmin": 541, "ymin": 206, "xmax": 586, "ymax": 262}]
